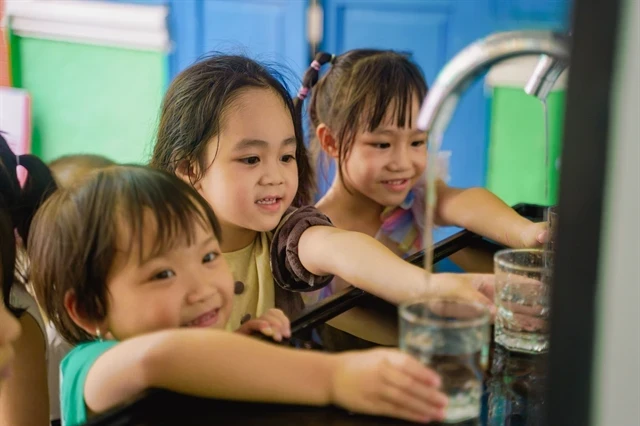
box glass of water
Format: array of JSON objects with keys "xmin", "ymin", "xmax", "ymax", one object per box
[
  {"xmin": 399, "ymin": 298, "xmax": 490, "ymax": 423},
  {"xmin": 546, "ymin": 206, "xmax": 559, "ymax": 252},
  {"xmin": 494, "ymin": 249, "xmax": 552, "ymax": 354}
]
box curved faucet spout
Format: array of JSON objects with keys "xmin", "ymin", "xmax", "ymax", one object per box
[
  {"xmin": 525, "ymin": 54, "xmax": 569, "ymax": 101},
  {"xmin": 417, "ymin": 30, "xmax": 570, "ymax": 138},
  {"xmin": 416, "ymin": 30, "xmax": 570, "ymax": 277}
]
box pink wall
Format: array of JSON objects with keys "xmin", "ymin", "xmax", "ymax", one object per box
[{"xmin": 0, "ymin": 0, "xmax": 9, "ymax": 86}]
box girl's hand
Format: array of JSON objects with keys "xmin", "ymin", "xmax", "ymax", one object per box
[
  {"xmin": 331, "ymin": 349, "xmax": 448, "ymax": 423},
  {"xmin": 519, "ymin": 221, "xmax": 549, "ymax": 248},
  {"xmin": 235, "ymin": 309, "xmax": 291, "ymax": 342},
  {"xmin": 431, "ymin": 273, "xmax": 496, "ymax": 317}
]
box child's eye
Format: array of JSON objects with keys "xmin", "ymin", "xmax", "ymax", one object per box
[
  {"xmin": 202, "ymin": 251, "xmax": 218, "ymax": 263},
  {"xmin": 152, "ymin": 270, "xmax": 175, "ymax": 280},
  {"xmin": 239, "ymin": 156, "xmax": 260, "ymax": 165},
  {"xmin": 369, "ymin": 142, "xmax": 391, "ymax": 149},
  {"xmin": 411, "ymin": 140, "xmax": 426, "ymax": 147},
  {"xmin": 281, "ymin": 154, "xmax": 296, "ymax": 163}
]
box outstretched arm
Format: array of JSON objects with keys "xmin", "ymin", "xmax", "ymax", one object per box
[
  {"xmin": 84, "ymin": 329, "xmax": 448, "ymax": 423},
  {"xmin": 435, "ymin": 181, "xmax": 547, "ymax": 248},
  {"xmin": 297, "ymin": 225, "xmax": 494, "ymax": 307}
]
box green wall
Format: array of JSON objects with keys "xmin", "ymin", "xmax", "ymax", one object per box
[
  {"xmin": 486, "ymin": 87, "xmax": 566, "ymax": 207},
  {"xmin": 10, "ymin": 35, "xmax": 167, "ymax": 163}
]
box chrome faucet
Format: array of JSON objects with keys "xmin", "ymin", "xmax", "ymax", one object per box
[
  {"xmin": 524, "ymin": 54, "xmax": 570, "ymax": 101},
  {"xmin": 416, "ymin": 30, "xmax": 571, "ymax": 271}
]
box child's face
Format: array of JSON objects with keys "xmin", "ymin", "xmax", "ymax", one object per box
[
  {"xmin": 0, "ymin": 295, "xmax": 21, "ymax": 381},
  {"xmin": 196, "ymin": 88, "xmax": 299, "ymax": 234},
  {"xmin": 100, "ymin": 214, "xmax": 234, "ymax": 340},
  {"xmin": 342, "ymin": 96, "xmax": 427, "ymax": 207}
]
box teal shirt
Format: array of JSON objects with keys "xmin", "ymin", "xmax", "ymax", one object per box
[{"xmin": 60, "ymin": 340, "xmax": 119, "ymax": 426}]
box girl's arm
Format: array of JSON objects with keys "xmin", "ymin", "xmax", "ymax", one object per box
[
  {"xmin": 297, "ymin": 226, "xmax": 495, "ymax": 307},
  {"xmin": 0, "ymin": 313, "xmax": 49, "ymax": 426},
  {"xmin": 84, "ymin": 330, "xmax": 447, "ymax": 423},
  {"xmin": 435, "ymin": 181, "xmax": 547, "ymax": 248}
]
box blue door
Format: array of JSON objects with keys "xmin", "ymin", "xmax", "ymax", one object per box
[
  {"xmin": 319, "ymin": 0, "xmax": 570, "ymax": 194},
  {"xmin": 163, "ymin": 0, "xmax": 569, "ymax": 194},
  {"xmin": 168, "ymin": 0, "xmax": 309, "ymax": 81}
]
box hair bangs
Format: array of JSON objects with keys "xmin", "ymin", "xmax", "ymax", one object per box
[{"xmin": 114, "ymin": 168, "xmax": 221, "ymax": 264}]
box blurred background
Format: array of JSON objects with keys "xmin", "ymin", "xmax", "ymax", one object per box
[{"xmin": 1, "ymin": 0, "xmax": 570, "ymax": 204}]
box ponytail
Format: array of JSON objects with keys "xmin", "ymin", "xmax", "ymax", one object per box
[
  {"xmin": 293, "ymin": 52, "xmax": 335, "ymax": 123},
  {"xmin": 0, "ymin": 133, "xmax": 57, "ymax": 315}
]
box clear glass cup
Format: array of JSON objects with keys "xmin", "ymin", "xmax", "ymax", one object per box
[
  {"xmin": 399, "ymin": 299, "xmax": 490, "ymax": 423},
  {"xmin": 546, "ymin": 205, "xmax": 558, "ymax": 253},
  {"xmin": 494, "ymin": 249, "xmax": 552, "ymax": 354}
]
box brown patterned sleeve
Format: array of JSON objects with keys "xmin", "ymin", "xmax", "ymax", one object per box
[{"xmin": 270, "ymin": 206, "xmax": 334, "ymax": 291}]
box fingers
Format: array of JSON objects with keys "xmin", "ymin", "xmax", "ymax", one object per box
[
  {"xmin": 383, "ymin": 350, "xmax": 442, "ymax": 387},
  {"xmin": 254, "ymin": 309, "xmax": 291, "ymax": 341},
  {"xmin": 471, "ymin": 274, "xmax": 495, "ymax": 301},
  {"xmin": 237, "ymin": 319, "xmax": 269, "ymax": 335},
  {"xmin": 376, "ymin": 352, "xmax": 448, "ymax": 422},
  {"xmin": 537, "ymin": 229, "xmax": 549, "ymax": 244},
  {"xmin": 369, "ymin": 399, "xmax": 439, "ymax": 424}
]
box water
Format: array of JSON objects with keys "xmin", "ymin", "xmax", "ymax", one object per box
[
  {"xmin": 421, "ymin": 131, "xmax": 444, "ymax": 279},
  {"xmin": 401, "ymin": 326, "xmax": 488, "ymax": 423},
  {"xmin": 539, "ymin": 99, "xmax": 555, "ymax": 280},
  {"xmin": 541, "ymin": 100, "xmax": 550, "ymax": 203},
  {"xmin": 495, "ymin": 279, "xmax": 551, "ymax": 353}
]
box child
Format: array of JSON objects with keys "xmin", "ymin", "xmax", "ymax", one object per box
[
  {"xmin": 298, "ymin": 50, "xmax": 547, "ymax": 291},
  {"xmin": 0, "ymin": 208, "xmax": 22, "ymax": 387},
  {"xmin": 150, "ymin": 55, "xmax": 495, "ymax": 328},
  {"xmin": 48, "ymin": 153, "xmax": 115, "ymax": 188},
  {"xmin": 46, "ymin": 152, "xmax": 115, "ymax": 425},
  {"xmin": 28, "ymin": 165, "xmax": 448, "ymax": 425},
  {"xmin": 0, "ymin": 133, "xmax": 57, "ymax": 426}
]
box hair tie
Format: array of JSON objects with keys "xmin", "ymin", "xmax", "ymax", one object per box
[
  {"xmin": 297, "ymin": 86, "xmax": 310, "ymax": 100},
  {"xmin": 330, "ymin": 54, "xmax": 336, "ymax": 64},
  {"xmin": 310, "ymin": 60, "xmax": 321, "ymax": 71},
  {"xmin": 15, "ymin": 154, "xmax": 20, "ymax": 166}
]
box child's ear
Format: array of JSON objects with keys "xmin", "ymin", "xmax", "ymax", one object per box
[
  {"xmin": 316, "ymin": 124, "xmax": 339, "ymax": 159},
  {"xmin": 64, "ymin": 290, "xmax": 107, "ymax": 339},
  {"xmin": 175, "ymin": 160, "xmax": 202, "ymax": 191}
]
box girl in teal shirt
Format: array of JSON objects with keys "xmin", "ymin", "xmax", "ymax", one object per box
[{"xmin": 28, "ymin": 165, "xmax": 448, "ymax": 426}]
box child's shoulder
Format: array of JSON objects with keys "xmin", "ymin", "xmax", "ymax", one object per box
[
  {"xmin": 269, "ymin": 205, "xmax": 334, "ymax": 292},
  {"xmin": 60, "ymin": 340, "xmax": 119, "ymax": 425},
  {"xmin": 62, "ymin": 340, "xmax": 118, "ymax": 372},
  {"xmin": 276, "ymin": 205, "xmax": 333, "ymax": 233}
]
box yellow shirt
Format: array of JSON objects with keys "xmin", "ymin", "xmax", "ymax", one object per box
[
  {"xmin": 222, "ymin": 206, "xmax": 335, "ymax": 330},
  {"xmin": 222, "ymin": 232, "xmax": 275, "ymax": 331}
]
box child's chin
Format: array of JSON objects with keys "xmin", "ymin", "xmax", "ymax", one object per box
[
  {"xmin": 377, "ymin": 194, "xmax": 408, "ymax": 207},
  {"xmin": 250, "ymin": 218, "xmax": 281, "ymax": 233}
]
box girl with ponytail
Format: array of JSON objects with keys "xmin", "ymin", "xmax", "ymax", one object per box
[
  {"xmin": 298, "ymin": 49, "xmax": 549, "ymax": 300},
  {"xmin": 0, "ymin": 133, "xmax": 57, "ymax": 426}
]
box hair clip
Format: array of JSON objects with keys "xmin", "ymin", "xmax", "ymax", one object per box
[{"xmin": 297, "ymin": 86, "xmax": 310, "ymax": 100}]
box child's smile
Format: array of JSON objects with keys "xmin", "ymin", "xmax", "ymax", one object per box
[
  {"xmin": 380, "ymin": 178, "xmax": 412, "ymax": 192},
  {"xmin": 183, "ymin": 308, "xmax": 221, "ymax": 328},
  {"xmin": 255, "ymin": 195, "xmax": 284, "ymax": 213}
]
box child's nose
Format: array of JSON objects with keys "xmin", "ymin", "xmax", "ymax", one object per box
[
  {"xmin": 186, "ymin": 277, "xmax": 218, "ymax": 305},
  {"xmin": 389, "ymin": 147, "xmax": 412, "ymax": 170},
  {"xmin": 259, "ymin": 162, "xmax": 285, "ymax": 185}
]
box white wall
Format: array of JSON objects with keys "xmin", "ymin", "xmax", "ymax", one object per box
[{"xmin": 592, "ymin": 0, "xmax": 640, "ymax": 424}]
